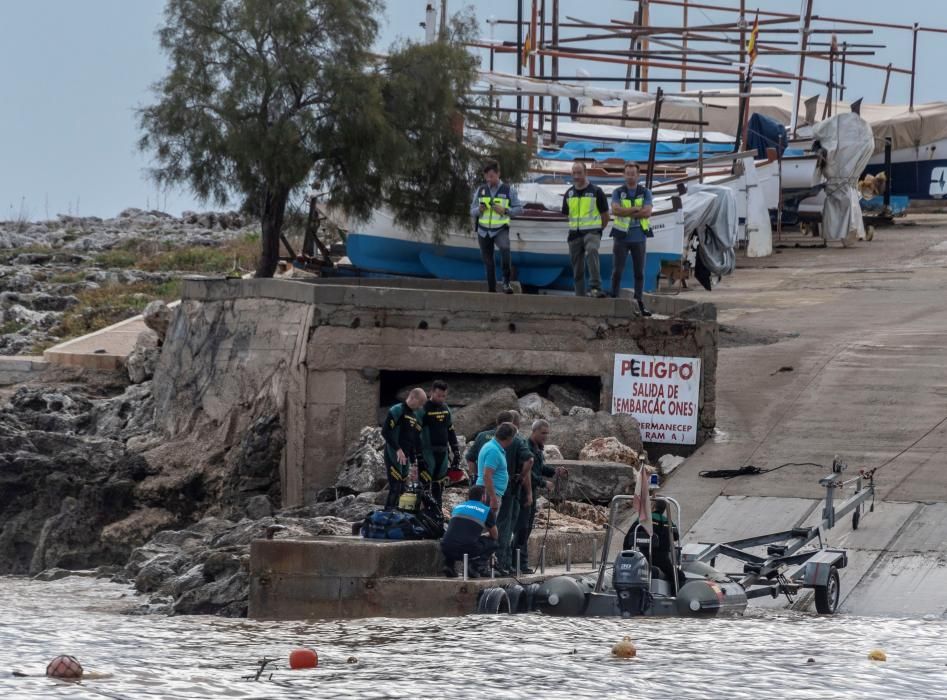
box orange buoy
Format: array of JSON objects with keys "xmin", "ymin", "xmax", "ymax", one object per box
[
  {"xmin": 46, "ymin": 655, "xmax": 83, "ymax": 680},
  {"xmin": 289, "ymin": 648, "xmax": 318, "ymax": 669},
  {"xmin": 868, "ymin": 649, "xmax": 887, "ymax": 662},
  {"xmin": 611, "ymin": 636, "xmax": 637, "ymax": 658}
]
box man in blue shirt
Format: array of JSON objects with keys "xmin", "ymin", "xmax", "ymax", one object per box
[
  {"xmin": 470, "ymin": 161, "xmax": 523, "ymax": 294},
  {"xmin": 476, "ymin": 422, "xmax": 518, "ymax": 512},
  {"xmin": 610, "ymin": 162, "xmax": 654, "ymax": 316},
  {"xmin": 441, "ymin": 485, "xmax": 499, "ymax": 578}
]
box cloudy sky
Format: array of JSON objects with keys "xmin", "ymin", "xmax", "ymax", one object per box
[{"xmin": 1, "ymin": 0, "xmax": 941, "ymax": 218}]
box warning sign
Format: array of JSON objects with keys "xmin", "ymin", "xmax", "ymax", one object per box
[{"xmin": 612, "ymin": 353, "xmax": 701, "ymax": 445}]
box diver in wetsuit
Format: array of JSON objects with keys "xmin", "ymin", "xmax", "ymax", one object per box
[
  {"xmin": 418, "ymin": 379, "xmax": 461, "ymax": 509},
  {"xmin": 381, "ymin": 387, "xmax": 426, "ymax": 510}
]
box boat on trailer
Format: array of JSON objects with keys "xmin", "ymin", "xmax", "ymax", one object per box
[{"xmin": 475, "ymin": 459, "xmax": 876, "ymax": 617}]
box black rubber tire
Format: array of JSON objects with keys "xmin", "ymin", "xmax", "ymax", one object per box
[
  {"xmin": 504, "ymin": 584, "xmax": 526, "ymax": 614},
  {"xmin": 852, "ymin": 509, "xmax": 860, "ymax": 531},
  {"xmin": 476, "ymin": 587, "xmax": 511, "ymax": 614},
  {"xmin": 814, "ymin": 566, "xmax": 841, "ymax": 615}
]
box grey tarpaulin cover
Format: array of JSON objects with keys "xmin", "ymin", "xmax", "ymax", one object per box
[
  {"xmin": 813, "ymin": 113, "xmax": 874, "ymax": 242},
  {"xmin": 685, "ymin": 184, "xmax": 738, "ymax": 277}
]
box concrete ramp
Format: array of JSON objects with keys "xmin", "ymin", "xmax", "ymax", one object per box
[
  {"xmin": 685, "ymin": 495, "xmax": 819, "ymax": 545},
  {"xmin": 682, "ymin": 496, "xmax": 947, "ymax": 615},
  {"xmin": 840, "ymin": 503, "xmax": 947, "ymax": 616}
]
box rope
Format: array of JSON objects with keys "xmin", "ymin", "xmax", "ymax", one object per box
[{"xmin": 699, "ymin": 462, "xmax": 825, "ymax": 479}]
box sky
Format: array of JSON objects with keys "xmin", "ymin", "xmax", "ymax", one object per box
[{"xmin": 0, "ymin": 0, "xmax": 943, "ymax": 218}]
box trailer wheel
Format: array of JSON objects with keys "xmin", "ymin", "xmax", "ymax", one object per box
[
  {"xmin": 814, "ymin": 566, "xmax": 840, "ymax": 614},
  {"xmin": 852, "ymin": 508, "xmax": 860, "ymax": 531},
  {"xmin": 476, "ymin": 587, "xmax": 511, "ymax": 614}
]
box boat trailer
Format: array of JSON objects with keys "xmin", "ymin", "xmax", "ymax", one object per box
[{"xmin": 476, "ymin": 458, "xmax": 876, "ymax": 617}]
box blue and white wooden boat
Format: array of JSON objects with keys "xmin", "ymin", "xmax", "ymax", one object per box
[{"xmin": 345, "ymin": 186, "xmax": 693, "ymax": 293}]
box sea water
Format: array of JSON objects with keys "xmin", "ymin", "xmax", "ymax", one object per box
[{"xmin": 1, "ymin": 576, "xmax": 945, "ymax": 699}]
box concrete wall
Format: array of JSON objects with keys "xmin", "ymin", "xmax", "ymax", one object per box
[{"xmin": 168, "ymin": 278, "xmax": 718, "ymax": 507}]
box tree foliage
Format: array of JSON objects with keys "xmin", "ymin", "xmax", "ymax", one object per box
[{"xmin": 140, "ymin": 0, "xmax": 530, "ymax": 277}]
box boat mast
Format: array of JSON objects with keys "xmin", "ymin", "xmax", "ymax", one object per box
[
  {"xmin": 790, "ymin": 0, "xmax": 814, "ymax": 136},
  {"xmin": 551, "ymin": 0, "xmax": 559, "ymax": 142},
  {"xmin": 681, "ymin": 0, "xmax": 689, "ymax": 91},
  {"xmin": 526, "ymin": 0, "xmax": 538, "ymax": 148}
]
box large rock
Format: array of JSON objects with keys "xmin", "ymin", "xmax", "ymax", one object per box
[
  {"xmin": 453, "ymin": 387, "xmax": 519, "ymax": 439},
  {"xmin": 142, "ymin": 300, "xmax": 172, "ymax": 344},
  {"xmin": 517, "ymin": 393, "xmax": 561, "ymax": 422},
  {"xmin": 546, "ymin": 460, "xmax": 639, "ymax": 504},
  {"xmin": 100, "ymin": 507, "xmax": 178, "ymax": 549},
  {"xmin": 546, "ymin": 411, "xmax": 642, "ymax": 460},
  {"xmin": 334, "ymin": 427, "xmax": 387, "ymax": 494},
  {"xmin": 126, "ymin": 330, "xmax": 161, "ymax": 384},
  {"xmin": 0, "ymin": 391, "xmax": 153, "ymax": 574},
  {"xmin": 578, "ymin": 437, "xmax": 639, "ymax": 467},
  {"xmin": 548, "ymin": 382, "xmax": 598, "ymax": 413},
  {"xmin": 544, "ymin": 445, "xmax": 563, "ymax": 461}
]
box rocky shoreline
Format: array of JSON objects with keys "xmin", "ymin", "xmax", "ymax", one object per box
[
  {"xmin": 0, "ymin": 210, "xmax": 670, "ymax": 619},
  {"xmin": 1, "ymin": 352, "xmax": 660, "ymax": 617},
  {"xmin": 0, "ymin": 209, "xmax": 255, "ymax": 355}
]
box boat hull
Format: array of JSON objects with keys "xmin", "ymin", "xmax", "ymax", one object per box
[
  {"xmin": 347, "ymin": 209, "xmax": 686, "ymax": 293},
  {"xmin": 865, "ymin": 139, "xmax": 947, "ymax": 199}
]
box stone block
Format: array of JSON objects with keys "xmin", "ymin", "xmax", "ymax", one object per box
[
  {"xmin": 546, "ymin": 460, "xmax": 639, "ymax": 503},
  {"xmin": 251, "ymin": 537, "xmax": 443, "ymax": 578}
]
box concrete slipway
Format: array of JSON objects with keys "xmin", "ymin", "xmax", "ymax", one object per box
[{"xmin": 668, "ymin": 218, "xmax": 947, "ymax": 616}]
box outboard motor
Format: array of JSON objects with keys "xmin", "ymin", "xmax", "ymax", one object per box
[{"xmin": 612, "ymin": 550, "xmax": 652, "ymax": 617}]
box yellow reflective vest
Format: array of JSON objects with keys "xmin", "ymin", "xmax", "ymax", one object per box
[
  {"xmin": 477, "ymin": 183, "xmax": 512, "ymax": 230},
  {"xmin": 566, "ymin": 186, "xmax": 603, "ymax": 232},
  {"xmin": 612, "ymin": 184, "xmax": 651, "ymax": 236}
]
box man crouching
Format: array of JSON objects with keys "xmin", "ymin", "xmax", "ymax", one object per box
[{"xmin": 440, "ymin": 485, "xmax": 498, "ymax": 578}]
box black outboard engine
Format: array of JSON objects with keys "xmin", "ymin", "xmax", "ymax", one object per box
[{"xmin": 612, "ymin": 550, "xmax": 652, "ymax": 617}]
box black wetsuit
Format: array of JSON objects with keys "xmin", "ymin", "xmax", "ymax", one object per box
[
  {"xmin": 419, "ymin": 399, "xmax": 460, "ymax": 507},
  {"xmin": 381, "ymin": 401, "xmax": 421, "ymax": 510}
]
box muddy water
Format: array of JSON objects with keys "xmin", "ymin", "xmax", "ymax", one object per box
[{"xmin": 1, "ymin": 577, "xmax": 945, "ymax": 699}]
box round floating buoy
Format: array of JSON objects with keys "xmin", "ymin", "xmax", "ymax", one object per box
[
  {"xmin": 868, "ymin": 649, "xmax": 887, "ymax": 662},
  {"xmin": 346, "ymin": 656, "xmax": 358, "ymax": 664},
  {"xmin": 807, "ymin": 658, "xmax": 815, "ymax": 664},
  {"xmin": 289, "ymin": 648, "xmax": 318, "ymax": 669},
  {"xmin": 46, "ymin": 655, "xmax": 83, "ymax": 680},
  {"xmin": 611, "ymin": 636, "xmax": 637, "ymax": 659}
]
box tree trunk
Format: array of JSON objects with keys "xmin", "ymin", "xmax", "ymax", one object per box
[{"xmin": 256, "ymin": 185, "xmax": 290, "ymax": 278}]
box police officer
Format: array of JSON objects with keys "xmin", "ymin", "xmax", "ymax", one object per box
[
  {"xmin": 441, "ymin": 485, "xmax": 499, "ymax": 578},
  {"xmin": 490, "ymin": 418, "xmax": 533, "ymax": 577},
  {"xmin": 418, "ymin": 379, "xmax": 461, "ymax": 509},
  {"xmin": 562, "ymin": 160, "xmax": 610, "ymax": 297},
  {"xmin": 470, "ymin": 161, "xmax": 523, "ymax": 294},
  {"xmin": 381, "ymin": 387, "xmax": 426, "ymax": 510},
  {"xmin": 610, "ymin": 161, "xmax": 654, "ymax": 316},
  {"xmin": 464, "ymin": 409, "xmax": 515, "ymax": 482},
  {"xmin": 514, "ymin": 419, "xmax": 568, "ymax": 574}
]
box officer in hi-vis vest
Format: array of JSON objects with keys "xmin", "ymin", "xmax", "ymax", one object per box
[
  {"xmin": 561, "ymin": 160, "xmax": 611, "ymax": 297},
  {"xmin": 610, "ymin": 162, "xmax": 654, "ymax": 316},
  {"xmin": 469, "ymin": 161, "xmax": 523, "ymax": 293}
]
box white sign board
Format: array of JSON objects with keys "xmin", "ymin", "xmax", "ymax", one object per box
[{"xmin": 612, "ymin": 353, "xmax": 701, "ymax": 445}]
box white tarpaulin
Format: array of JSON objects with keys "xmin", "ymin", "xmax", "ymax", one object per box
[
  {"xmin": 478, "ymin": 71, "xmax": 700, "ymax": 106},
  {"xmin": 813, "ymin": 113, "xmax": 874, "ymax": 242},
  {"xmin": 686, "ymin": 184, "xmax": 738, "ymax": 277}
]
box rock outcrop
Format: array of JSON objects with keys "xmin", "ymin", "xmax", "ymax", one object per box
[
  {"xmin": 334, "ymin": 427, "xmax": 387, "ymax": 495},
  {"xmin": 578, "ymin": 437, "xmax": 639, "ymax": 467},
  {"xmin": 546, "ymin": 411, "xmax": 643, "ymax": 460},
  {"xmin": 517, "ymin": 392, "xmax": 562, "ymax": 422},
  {"xmin": 453, "ymin": 387, "xmax": 520, "ymax": 439},
  {"xmin": 548, "ymin": 382, "xmax": 598, "ymax": 413}
]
